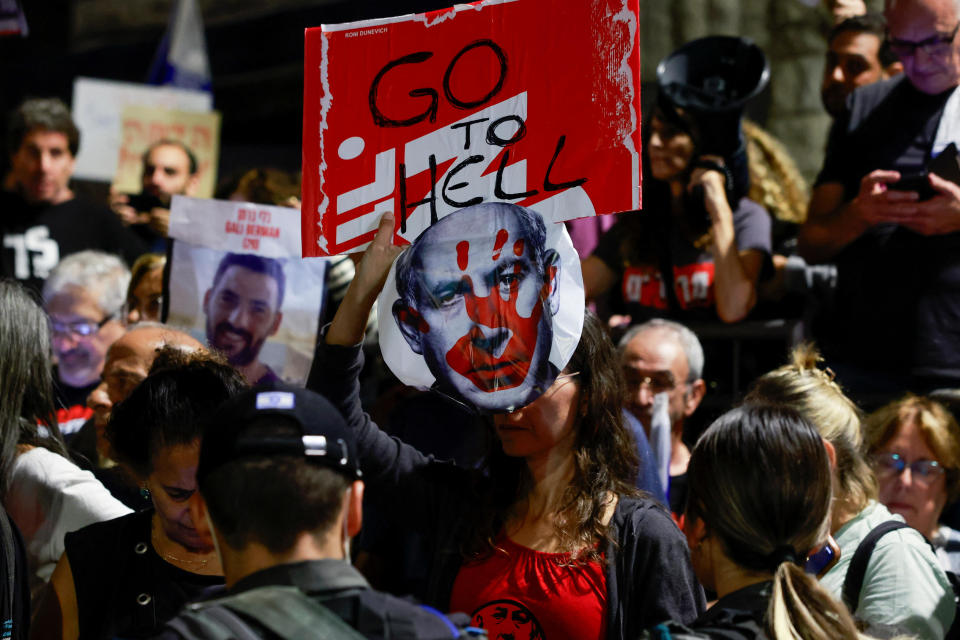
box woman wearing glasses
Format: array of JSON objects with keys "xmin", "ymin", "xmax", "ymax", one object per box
[
  {"xmin": 863, "ymin": 395, "xmax": 960, "ymax": 573},
  {"xmin": 745, "ymin": 346, "xmax": 955, "ymax": 638}
]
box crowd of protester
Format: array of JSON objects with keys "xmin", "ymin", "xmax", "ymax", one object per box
[{"xmin": 2, "ymin": 0, "xmax": 960, "ymax": 638}]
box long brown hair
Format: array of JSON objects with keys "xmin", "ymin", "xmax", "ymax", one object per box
[
  {"xmin": 0, "ymin": 281, "xmax": 67, "ymax": 496},
  {"xmin": 688, "ymin": 404, "xmax": 863, "ymax": 640},
  {"xmin": 462, "ymin": 310, "xmax": 640, "ymax": 562}
]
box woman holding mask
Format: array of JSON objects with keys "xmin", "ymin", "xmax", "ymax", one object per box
[
  {"xmin": 312, "ymin": 213, "xmax": 704, "ymax": 640},
  {"xmin": 35, "ymin": 349, "xmax": 246, "ymax": 640}
]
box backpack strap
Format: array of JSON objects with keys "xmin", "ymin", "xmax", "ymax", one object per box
[
  {"xmin": 842, "ymin": 520, "xmax": 911, "ymax": 611},
  {"xmin": 166, "ymin": 607, "xmax": 261, "ymax": 640},
  {"xmin": 180, "ymin": 585, "xmax": 367, "ymax": 640}
]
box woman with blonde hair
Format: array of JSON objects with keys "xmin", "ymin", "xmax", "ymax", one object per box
[
  {"xmin": 652, "ymin": 403, "xmax": 864, "ymax": 639},
  {"xmin": 864, "ymin": 395, "xmax": 960, "ymax": 573},
  {"xmin": 745, "ymin": 346, "xmax": 955, "ymax": 638}
]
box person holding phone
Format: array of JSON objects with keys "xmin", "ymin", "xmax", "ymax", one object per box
[
  {"xmin": 109, "ymin": 139, "xmax": 199, "ymax": 252},
  {"xmin": 798, "ymin": 0, "xmax": 960, "ymax": 396}
]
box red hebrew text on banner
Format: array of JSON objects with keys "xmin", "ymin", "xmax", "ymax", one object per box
[{"xmin": 302, "ymin": 0, "xmax": 641, "ymax": 257}]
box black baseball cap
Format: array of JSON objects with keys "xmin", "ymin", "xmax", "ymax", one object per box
[{"xmin": 198, "ymin": 383, "xmax": 361, "ymax": 483}]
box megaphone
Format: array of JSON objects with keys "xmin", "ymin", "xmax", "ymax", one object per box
[{"xmin": 656, "ymin": 36, "xmax": 770, "ymax": 159}]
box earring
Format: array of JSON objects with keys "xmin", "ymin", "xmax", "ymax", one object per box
[{"xmin": 139, "ymin": 484, "xmax": 151, "ymax": 500}]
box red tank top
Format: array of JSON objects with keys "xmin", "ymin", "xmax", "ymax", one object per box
[{"xmin": 449, "ymin": 536, "xmax": 607, "ymax": 640}]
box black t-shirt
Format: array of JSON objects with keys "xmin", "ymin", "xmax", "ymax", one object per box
[
  {"xmin": 0, "ymin": 190, "xmax": 147, "ymax": 294},
  {"xmin": 814, "ymin": 76, "xmax": 960, "ymax": 381},
  {"xmin": 592, "ymin": 199, "xmax": 771, "ymax": 323}
]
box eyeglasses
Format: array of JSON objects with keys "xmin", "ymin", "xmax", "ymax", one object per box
[
  {"xmin": 872, "ymin": 452, "xmax": 947, "ymax": 486},
  {"xmin": 49, "ymin": 314, "xmax": 116, "ymax": 338},
  {"xmin": 623, "ymin": 372, "xmax": 681, "ymax": 395},
  {"xmin": 555, "ymin": 371, "xmax": 580, "ymax": 384},
  {"xmin": 888, "ymin": 22, "xmax": 960, "ymax": 59}
]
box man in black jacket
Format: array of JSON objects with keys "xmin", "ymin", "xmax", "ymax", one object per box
[{"xmin": 158, "ymin": 385, "xmax": 477, "ymax": 640}]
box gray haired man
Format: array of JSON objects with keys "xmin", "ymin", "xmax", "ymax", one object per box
[{"xmin": 619, "ymin": 319, "xmax": 706, "ymax": 514}]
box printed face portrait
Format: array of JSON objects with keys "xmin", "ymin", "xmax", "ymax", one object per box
[
  {"xmin": 203, "ymin": 255, "xmax": 284, "ymax": 368},
  {"xmin": 392, "ymin": 203, "xmax": 562, "ymax": 412},
  {"xmin": 472, "ymin": 600, "xmax": 544, "ymax": 640}
]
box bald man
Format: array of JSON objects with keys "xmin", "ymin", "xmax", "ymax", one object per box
[{"xmin": 68, "ymin": 323, "xmax": 203, "ymax": 507}]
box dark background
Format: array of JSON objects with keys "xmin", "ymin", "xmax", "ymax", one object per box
[{"xmin": 0, "ymin": 0, "xmax": 457, "ymax": 183}]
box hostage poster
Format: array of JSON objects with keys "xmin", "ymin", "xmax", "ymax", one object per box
[
  {"xmin": 167, "ymin": 196, "xmax": 330, "ymax": 385},
  {"xmin": 302, "ymin": 0, "xmax": 641, "ymax": 257}
]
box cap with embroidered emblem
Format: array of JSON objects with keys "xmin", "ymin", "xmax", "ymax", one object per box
[{"xmin": 198, "ymin": 382, "xmax": 361, "ymax": 482}]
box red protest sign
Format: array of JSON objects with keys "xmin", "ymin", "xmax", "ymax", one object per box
[{"xmin": 302, "ymin": 0, "xmax": 641, "ymax": 257}]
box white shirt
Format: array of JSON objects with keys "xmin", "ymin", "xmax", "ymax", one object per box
[{"xmin": 5, "ymin": 447, "xmax": 131, "ymax": 587}]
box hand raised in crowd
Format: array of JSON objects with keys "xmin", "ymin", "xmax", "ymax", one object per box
[
  {"xmin": 847, "ymin": 169, "xmax": 920, "ymax": 229},
  {"xmin": 687, "ymin": 156, "xmax": 731, "ymax": 223},
  {"xmin": 825, "ymin": 0, "xmax": 867, "ymax": 23},
  {"xmin": 901, "ymin": 173, "xmax": 960, "ymax": 236},
  {"xmin": 327, "ymin": 211, "xmax": 405, "ymax": 346},
  {"xmin": 108, "ymin": 187, "xmax": 146, "ymax": 226}
]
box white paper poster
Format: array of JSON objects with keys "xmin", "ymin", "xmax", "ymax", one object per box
[
  {"xmin": 72, "ymin": 77, "xmax": 212, "ymax": 181},
  {"xmin": 168, "ymin": 197, "xmax": 330, "ymax": 385}
]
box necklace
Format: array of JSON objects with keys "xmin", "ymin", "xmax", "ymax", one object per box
[{"xmin": 150, "ymin": 523, "xmax": 211, "ymax": 568}]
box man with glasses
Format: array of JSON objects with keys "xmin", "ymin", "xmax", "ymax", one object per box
[
  {"xmin": 618, "ymin": 319, "xmax": 706, "ymax": 515},
  {"xmin": 42, "ymin": 251, "xmax": 129, "ymax": 435},
  {"xmin": 800, "ymin": 0, "xmax": 960, "ymax": 397}
]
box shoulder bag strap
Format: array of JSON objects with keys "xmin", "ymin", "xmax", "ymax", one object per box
[
  {"xmin": 842, "ymin": 520, "xmax": 910, "ymax": 611},
  {"xmin": 214, "ymin": 585, "xmax": 366, "ymax": 640},
  {"xmin": 165, "ymin": 608, "xmax": 259, "ymax": 640}
]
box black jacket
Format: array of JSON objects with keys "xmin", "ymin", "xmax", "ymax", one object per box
[
  {"xmin": 156, "ymin": 560, "xmax": 471, "ymax": 640},
  {"xmin": 308, "ymin": 339, "xmax": 706, "ymax": 639}
]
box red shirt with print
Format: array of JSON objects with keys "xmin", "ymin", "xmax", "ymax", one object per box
[{"xmin": 449, "ymin": 536, "xmax": 606, "ymax": 640}]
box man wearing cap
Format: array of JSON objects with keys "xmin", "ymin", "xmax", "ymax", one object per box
[{"xmin": 158, "ymin": 385, "xmax": 476, "ymax": 640}]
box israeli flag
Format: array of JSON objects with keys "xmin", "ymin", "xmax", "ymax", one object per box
[{"xmin": 148, "ymin": 0, "xmax": 211, "ymax": 92}]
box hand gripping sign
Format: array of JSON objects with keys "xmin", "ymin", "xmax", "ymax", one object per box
[
  {"xmin": 302, "ymin": 0, "xmax": 641, "ymax": 257},
  {"xmin": 378, "ymin": 202, "xmax": 584, "ymax": 413}
]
